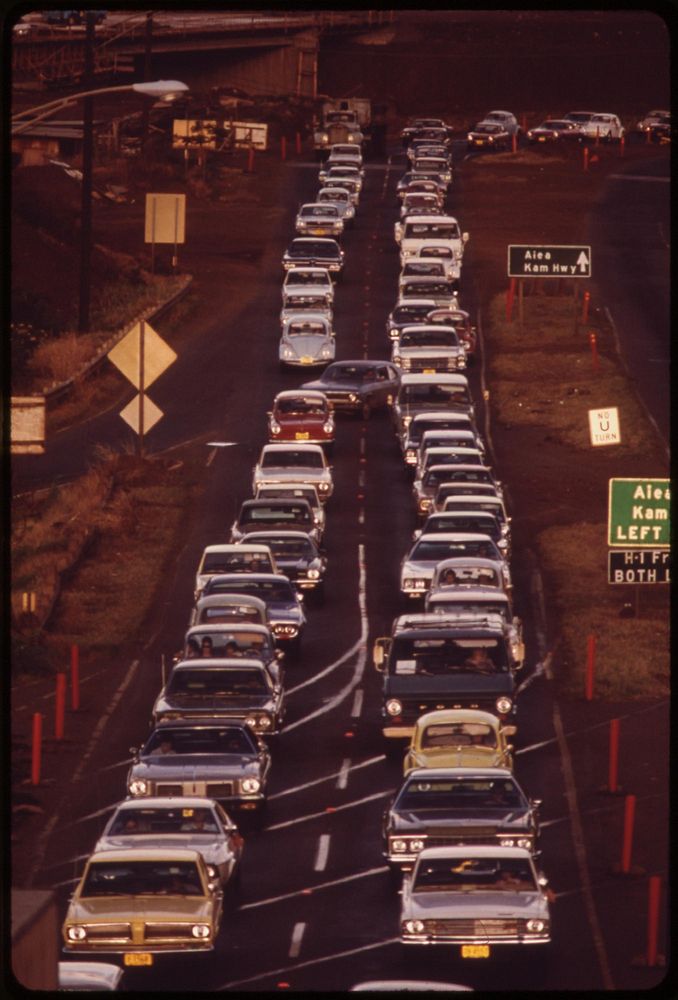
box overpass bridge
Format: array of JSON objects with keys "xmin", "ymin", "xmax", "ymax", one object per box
[{"xmin": 12, "ymin": 10, "xmax": 396, "ymax": 96}]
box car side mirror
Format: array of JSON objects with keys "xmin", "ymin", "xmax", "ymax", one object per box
[
  {"xmin": 373, "ymin": 637, "xmax": 390, "ymax": 671},
  {"xmin": 531, "ymin": 799, "xmax": 543, "ymax": 810},
  {"xmin": 412, "ymin": 529, "xmax": 421, "ymax": 540}
]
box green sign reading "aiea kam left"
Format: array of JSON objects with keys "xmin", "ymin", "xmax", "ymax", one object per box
[{"xmin": 608, "ymin": 478, "xmax": 670, "ymax": 547}]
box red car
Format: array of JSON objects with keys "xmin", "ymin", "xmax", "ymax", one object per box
[
  {"xmin": 427, "ymin": 308, "xmax": 478, "ymax": 362},
  {"xmin": 267, "ymin": 389, "xmax": 335, "ymax": 452}
]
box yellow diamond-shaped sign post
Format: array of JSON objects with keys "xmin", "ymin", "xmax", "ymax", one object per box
[
  {"xmin": 108, "ymin": 320, "xmax": 177, "ymax": 390},
  {"xmin": 108, "ymin": 320, "xmax": 176, "ymax": 454},
  {"xmin": 120, "ymin": 394, "xmax": 164, "ymax": 436}
]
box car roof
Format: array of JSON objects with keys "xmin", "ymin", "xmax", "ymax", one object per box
[
  {"xmin": 86, "ymin": 847, "xmax": 202, "ymax": 863},
  {"xmin": 240, "ymin": 497, "xmax": 313, "ymax": 507},
  {"xmin": 400, "ymin": 373, "xmax": 469, "ymax": 386},
  {"xmin": 402, "ymin": 214, "xmax": 460, "ymax": 224},
  {"xmin": 172, "ymin": 657, "xmax": 265, "ymax": 670},
  {"xmin": 415, "ymin": 845, "xmax": 531, "ymax": 860},
  {"xmin": 195, "ymin": 593, "xmax": 267, "ymax": 609},
  {"xmin": 113, "ymin": 795, "xmax": 221, "ymax": 810},
  {"xmin": 240, "ymin": 530, "xmax": 317, "ymax": 542},
  {"xmin": 185, "ymin": 623, "xmax": 269, "ymax": 637},
  {"xmin": 428, "ymin": 586, "xmax": 510, "ymax": 600},
  {"xmin": 273, "ymin": 389, "xmax": 328, "ymax": 400},
  {"xmin": 413, "ymin": 708, "xmax": 504, "ymax": 728},
  {"xmin": 412, "ymin": 531, "xmax": 499, "ymax": 543},
  {"xmin": 406, "ymin": 766, "xmax": 513, "ymax": 779},
  {"xmin": 261, "ymin": 442, "xmax": 325, "ymax": 453},
  {"xmin": 202, "ymin": 543, "xmax": 272, "ymax": 555}
]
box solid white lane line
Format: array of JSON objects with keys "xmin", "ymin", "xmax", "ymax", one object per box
[
  {"xmin": 286, "ymin": 637, "xmax": 363, "ymax": 696},
  {"xmin": 218, "ymin": 935, "xmax": 400, "ymax": 991},
  {"xmin": 314, "ymin": 834, "xmax": 331, "ymax": 872},
  {"xmin": 336, "ymin": 759, "xmax": 351, "ymax": 790},
  {"xmin": 289, "ymin": 922, "xmax": 306, "ymax": 958},
  {"xmin": 269, "ymin": 755, "xmax": 384, "ymax": 801},
  {"xmin": 284, "ymin": 545, "xmax": 367, "ymax": 732},
  {"xmin": 266, "ymin": 790, "xmax": 391, "ymax": 832},
  {"xmin": 608, "ymin": 173, "xmax": 670, "ymax": 182},
  {"xmin": 350, "ymin": 688, "xmax": 364, "ymax": 719},
  {"xmin": 239, "ymin": 865, "xmax": 388, "ymax": 911}
]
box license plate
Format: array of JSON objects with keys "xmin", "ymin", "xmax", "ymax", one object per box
[
  {"xmin": 311, "ymin": 228, "xmax": 326, "ymax": 235},
  {"xmin": 124, "ymin": 953, "xmax": 153, "ymax": 967},
  {"xmin": 295, "ymin": 431, "xmax": 310, "ymax": 439},
  {"xmin": 300, "ymin": 356, "xmax": 314, "ymax": 364},
  {"xmin": 461, "ymin": 944, "xmax": 490, "ymax": 959},
  {"xmin": 538, "ymin": 136, "xmax": 546, "ymax": 142},
  {"xmin": 423, "ymin": 368, "xmax": 435, "ymax": 374}
]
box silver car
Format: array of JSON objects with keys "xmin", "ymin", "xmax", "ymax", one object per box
[
  {"xmin": 392, "ymin": 325, "xmax": 467, "ymax": 375},
  {"xmin": 401, "ymin": 532, "xmax": 510, "ymax": 600},
  {"xmin": 316, "ymin": 186, "xmax": 356, "ymax": 225},
  {"xmin": 252, "ymin": 443, "xmax": 333, "ymax": 501},
  {"xmin": 278, "ymin": 314, "xmax": 336, "ymax": 369},
  {"xmin": 127, "ymin": 720, "xmax": 271, "ymax": 816},
  {"xmin": 282, "ymin": 266, "xmax": 335, "ymax": 303},
  {"xmin": 400, "ymin": 845, "xmax": 552, "ymax": 951},
  {"xmin": 294, "ymin": 201, "xmax": 344, "ymax": 238},
  {"xmin": 93, "ymin": 796, "xmax": 244, "ymax": 889},
  {"xmin": 280, "ymin": 290, "xmax": 333, "ymax": 325}
]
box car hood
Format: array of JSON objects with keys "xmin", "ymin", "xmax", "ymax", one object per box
[
  {"xmin": 303, "ymin": 378, "xmax": 364, "ymax": 392},
  {"xmin": 399, "ymin": 347, "xmax": 463, "ymax": 358},
  {"xmin": 156, "ymin": 693, "xmax": 274, "ymax": 712},
  {"xmin": 405, "ymin": 891, "xmax": 548, "ymax": 921},
  {"xmin": 390, "ymin": 807, "xmax": 531, "ymax": 831},
  {"xmin": 131, "ymin": 755, "xmax": 262, "ymax": 778},
  {"xmin": 94, "ymin": 834, "xmax": 231, "ymax": 864},
  {"xmin": 406, "ymin": 747, "xmax": 506, "ymax": 769},
  {"xmin": 67, "ymin": 896, "xmax": 213, "ymax": 922},
  {"xmin": 402, "ymin": 558, "xmax": 441, "ymax": 576},
  {"xmin": 281, "ymin": 335, "xmax": 333, "ymax": 357},
  {"xmin": 385, "ymin": 673, "xmax": 514, "ymax": 696}
]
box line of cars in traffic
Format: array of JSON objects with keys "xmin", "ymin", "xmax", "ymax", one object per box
[
  {"xmin": 465, "ymin": 107, "xmax": 671, "ymax": 150},
  {"xmin": 373, "ymin": 118, "xmax": 554, "ymax": 962},
  {"xmin": 59, "ymin": 135, "xmax": 378, "ymax": 974}
]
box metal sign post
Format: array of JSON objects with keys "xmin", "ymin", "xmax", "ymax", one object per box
[{"xmin": 138, "ymin": 320, "xmax": 145, "ymax": 456}]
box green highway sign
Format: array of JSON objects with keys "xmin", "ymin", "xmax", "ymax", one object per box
[
  {"xmin": 608, "ymin": 478, "xmax": 670, "ymax": 547},
  {"xmin": 508, "ymin": 244, "xmax": 592, "ymax": 278}
]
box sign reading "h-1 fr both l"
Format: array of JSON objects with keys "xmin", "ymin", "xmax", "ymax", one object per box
[
  {"xmin": 608, "ymin": 549, "xmax": 670, "ymax": 585},
  {"xmin": 508, "ymin": 245, "xmax": 592, "ymax": 278}
]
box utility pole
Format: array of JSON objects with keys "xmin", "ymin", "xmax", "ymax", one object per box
[
  {"xmin": 78, "ymin": 11, "xmax": 95, "ymax": 333},
  {"xmin": 140, "ymin": 12, "xmax": 154, "ymax": 146}
]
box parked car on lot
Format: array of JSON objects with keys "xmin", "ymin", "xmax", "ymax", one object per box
[
  {"xmin": 194, "ymin": 544, "xmax": 277, "ymax": 601},
  {"xmin": 278, "ymin": 314, "xmax": 336, "ymax": 368},
  {"xmin": 478, "ymin": 110, "xmax": 520, "ymax": 135},
  {"xmin": 126, "ymin": 720, "xmax": 271, "ymax": 814},
  {"xmin": 302, "ymin": 359, "xmax": 400, "ymax": 419},
  {"xmin": 267, "ymin": 389, "xmax": 335, "ymax": 451},
  {"xmin": 400, "ymin": 845, "xmax": 551, "ymax": 952},
  {"xmin": 577, "ymin": 112, "xmax": 624, "ymax": 140},
  {"xmin": 152, "ymin": 658, "xmax": 285, "ymax": 735},
  {"xmin": 201, "ymin": 573, "xmax": 307, "ymax": 653},
  {"xmin": 402, "ymin": 709, "xmax": 516, "ymax": 774},
  {"xmin": 282, "ymin": 237, "xmax": 344, "ymax": 276},
  {"xmin": 526, "ymin": 119, "xmax": 579, "ymax": 143},
  {"xmin": 93, "ymin": 797, "xmax": 244, "ymax": 890},
  {"xmin": 467, "ymin": 121, "xmax": 511, "ymax": 150},
  {"xmin": 252, "ymin": 443, "xmax": 333, "ymax": 502},
  {"xmin": 294, "ymin": 202, "xmax": 344, "ymax": 238},
  {"xmin": 62, "ymin": 848, "xmax": 223, "ymax": 960},
  {"xmin": 240, "ymin": 530, "xmax": 327, "ymax": 602}
]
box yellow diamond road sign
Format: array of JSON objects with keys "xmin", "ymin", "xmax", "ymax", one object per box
[
  {"xmin": 108, "ymin": 321, "xmax": 177, "ymax": 390},
  {"xmin": 120, "ymin": 394, "xmax": 164, "ymax": 435}
]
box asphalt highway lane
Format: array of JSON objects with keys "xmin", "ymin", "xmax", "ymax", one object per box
[{"xmin": 32, "ymin": 150, "xmax": 612, "ymax": 992}]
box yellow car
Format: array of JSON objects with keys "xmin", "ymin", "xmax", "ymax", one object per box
[
  {"xmin": 62, "ymin": 848, "xmax": 223, "ymax": 965},
  {"xmin": 403, "ymin": 709, "xmax": 515, "ymax": 774}
]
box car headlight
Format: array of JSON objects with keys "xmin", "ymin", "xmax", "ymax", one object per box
[
  {"xmin": 410, "ymin": 838, "xmax": 425, "ymax": 852},
  {"xmin": 404, "ymin": 919, "xmax": 425, "ymax": 934},
  {"xmin": 269, "ymin": 419, "xmax": 281, "ymax": 434},
  {"xmin": 67, "ymin": 925, "xmax": 87, "ymax": 941},
  {"xmin": 191, "ymin": 924, "xmax": 211, "ymax": 939},
  {"xmin": 418, "ymin": 498, "xmax": 432, "ymax": 512},
  {"xmin": 517, "ymin": 837, "xmax": 532, "ymax": 849},
  {"xmin": 348, "ymin": 392, "xmax": 359, "ymax": 403},
  {"xmin": 206, "ymin": 864, "xmax": 218, "ymax": 878},
  {"xmin": 318, "ymin": 481, "xmax": 330, "ymax": 493},
  {"xmin": 526, "ymin": 919, "xmax": 546, "ymax": 933},
  {"xmin": 392, "ymin": 354, "xmax": 401, "ymax": 366},
  {"xmin": 129, "ymin": 778, "xmax": 149, "ymax": 796},
  {"xmin": 402, "ymin": 415, "xmax": 413, "ymax": 428},
  {"xmin": 386, "ymin": 698, "xmax": 403, "ymax": 716},
  {"xmin": 307, "ymin": 568, "xmax": 320, "ymax": 579},
  {"xmin": 322, "ymin": 420, "xmax": 334, "ymax": 434},
  {"xmin": 405, "ymin": 449, "xmax": 416, "ymax": 462},
  {"xmin": 282, "ymin": 346, "xmax": 294, "ymax": 359},
  {"xmin": 499, "ymin": 837, "xmax": 516, "ymax": 847},
  {"xmin": 320, "ymin": 345, "xmax": 333, "ymax": 358},
  {"xmin": 391, "ymin": 838, "xmax": 408, "ymax": 853},
  {"xmin": 496, "ymin": 695, "xmax": 513, "ymax": 715},
  {"xmin": 258, "ymin": 715, "xmax": 272, "ymax": 729},
  {"xmin": 467, "ymin": 133, "xmax": 474, "ymax": 141},
  {"xmin": 241, "ymin": 776, "xmax": 262, "ymax": 794}
]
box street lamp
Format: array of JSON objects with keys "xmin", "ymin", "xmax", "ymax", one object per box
[{"xmin": 12, "ymin": 78, "xmax": 188, "ymax": 332}]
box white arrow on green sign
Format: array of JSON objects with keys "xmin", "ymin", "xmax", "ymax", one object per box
[{"xmin": 608, "ymin": 478, "xmax": 670, "ymax": 547}]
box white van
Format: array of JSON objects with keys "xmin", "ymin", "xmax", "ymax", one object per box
[{"xmin": 396, "ymin": 214, "xmax": 469, "ymax": 263}]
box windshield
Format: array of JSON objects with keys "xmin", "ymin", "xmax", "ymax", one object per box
[
  {"xmin": 208, "ymin": 579, "xmax": 297, "ymax": 603},
  {"xmin": 184, "ymin": 631, "xmax": 269, "ymax": 659},
  {"xmin": 424, "ymin": 518, "xmax": 499, "ymax": 540},
  {"xmin": 390, "ymin": 635, "xmax": 507, "ymax": 675},
  {"xmin": 392, "ymin": 305, "xmax": 436, "ymax": 323},
  {"xmin": 301, "ymin": 205, "xmax": 338, "ymax": 218},
  {"xmin": 142, "ymin": 725, "xmax": 256, "ymax": 756},
  {"xmin": 413, "ymin": 855, "xmax": 535, "ymax": 893},
  {"xmin": 241, "ymin": 505, "xmax": 312, "ymax": 525},
  {"xmin": 109, "ymin": 806, "xmax": 220, "ymax": 836},
  {"xmin": 400, "ymin": 776, "xmax": 523, "ymax": 809},
  {"xmin": 410, "ymin": 539, "xmax": 499, "ymax": 561},
  {"xmin": 285, "ymin": 272, "xmax": 329, "ymax": 287},
  {"xmin": 202, "ymin": 551, "xmax": 270, "ymax": 574},
  {"xmin": 262, "ymin": 538, "xmax": 315, "ymax": 559},
  {"xmin": 420, "ymin": 721, "xmax": 497, "ymax": 749},
  {"xmin": 288, "ymin": 241, "xmax": 338, "ymax": 258},
  {"xmin": 167, "ymin": 668, "xmax": 270, "ymax": 697},
  {"xmin": 425, "ymin": 468, "xmax": 491, "ymax": 487},
  {"xmin": 262, "ymin": 451, "xmax": 324, "ymax": 468},
  {"xmin": 430, "ymin": 600, "xmax": 509, "ymax": 620},
  {"xmin": 401, "ymin": 385, "xmax": 470, "ymax": 408},
  {"xmin": 403, "ymin": 222, "xmax": 461, "ymax": 239},
  {"xmin": 276, "ymin": 397, "xmax": 327, "ymax": 416},
  {"xmin": 402, "ymin": 282, "xmax": 456, "ymax": 298},
  {"xmin": 287, "ymin": 323, "xmax": 328, "ymax": 337},
  {"xmin": 82, "ymin": 860, "xmax": 204, "ymax": 897},
  {"xmin": 324, "ymin": 364, "xmax": 375, "ymax": 382},
  {"xmin": 401, "ymin": 329, "xmax": 459, "ymax": 347}
]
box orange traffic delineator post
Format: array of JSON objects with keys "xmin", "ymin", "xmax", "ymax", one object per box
[
  {"xmin": 31, "ymin": 713, "xmax": 43, "ymax": 785},
  {"xmin": 611, "ymin": 794, "xmax": 645, "ymax": 877},
  {"xmin": 589, "ymin": 331, "xmax": 600, "ymax": 371},
  {"xmin": 70, "ymin": 644, "xmax": 80, "ymax": 711},
  {"xmin": 584, "ymin": 634, "xmax": 596, "ymax": 700},
  {"xmin": 632, "ymin": 876, "xmax": 666, "ymax": 967},
  {"xmin": 55, "ymin": 672, "xmax": 67, "ymax": 740},
  {"xmin": 608, "ymin": 718, "xmax": 622, "ymax": 793},
  {"xmin": 581, "ymin": 290, "xmax": 590, "ymax": 323}
]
